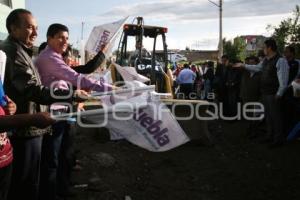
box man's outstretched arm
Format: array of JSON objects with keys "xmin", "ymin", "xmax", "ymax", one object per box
[{"xmin": 0, "ymin": 112, "xmax": 55, "ymax": 133}]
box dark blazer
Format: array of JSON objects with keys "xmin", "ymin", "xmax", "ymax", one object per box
[
  {"xmin": 203, "ymin": 67, "xmax": 214, "ymax": 82},
  {"xmin": 0, "ymin": 36, "xmax": 71, "ymax": 137},
  {"xmin": 73, "ymin": 52, "xmax": 105, "ymax": 74}
]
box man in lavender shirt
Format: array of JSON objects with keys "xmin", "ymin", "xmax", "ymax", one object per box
[
  {"xmin": 35, "ymin": 24, "xmax": 113, "ymax": 92},
  {"xmin": 35, "ymin": 23, "xmax": 114, "ymax": 200}
]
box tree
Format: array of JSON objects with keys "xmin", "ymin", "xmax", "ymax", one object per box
[
  {"xmin": 233, "ymin": 37, "xmax": 247, "ymax": 61},
  {"xmin": 267, "ymin": 5, "xmax": 300, "ymax": 55},
  {"xmin": 223, "ymin": 37, "xmax": 246, "ymax": 62}
]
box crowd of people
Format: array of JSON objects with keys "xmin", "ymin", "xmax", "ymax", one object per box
[
  {"xmin": 0, "ymin": 7, "xmax": 300, "ymax": 200},
  {"xmin": 172, "ymin": 61, "xmax": 214, "ymax": 100},
  {"xmin": 172, "ymin": 39, "xmax": 300, "ymax": 149}
]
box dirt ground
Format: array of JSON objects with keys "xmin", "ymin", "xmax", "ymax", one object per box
[{"xmin": 70, "ymin": 120, "xmax": 300, "ymax": 200}]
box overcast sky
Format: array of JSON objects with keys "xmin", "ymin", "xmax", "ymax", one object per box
[{"xmin": 26, "ymin": 0, "xmax": 299, "ymax": 50}]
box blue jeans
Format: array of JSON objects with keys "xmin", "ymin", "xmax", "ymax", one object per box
[
  {"xmin": 39, "ymin": 121, "xmax": 67, "ymax": 200},
  {"xmin": 8, "ymin": 136, "xmax": 43, "ymax": 200},
  {"xmin": 203, "ymin": 79, "xmax": 211, "ymax": 99}
]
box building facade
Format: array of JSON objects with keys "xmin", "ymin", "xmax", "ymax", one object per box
[
  {"xmin": 0, "ymin": 0, "xmax": 25, "ymax": 40},
  {"xmin": 240, "ymin": 35, "xmax": 267, "ymax": 53}
]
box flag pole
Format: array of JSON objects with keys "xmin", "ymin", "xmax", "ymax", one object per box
[{"xmin": 51, "ymin": 101, "xmax": 148, "ymax": 120}]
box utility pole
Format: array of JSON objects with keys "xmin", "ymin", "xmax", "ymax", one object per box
[
  {"xmin": 208, "ymin": 0, "xmax": 223, "ymax": 61},
  {"xmin": 81, "ymin": 22, "xmax": 85, "ymax": 40},
  {"xmin": 219, "ymin": 0, "xmax": 223, "ymax": 61},
  {"xmin": 80, "ymin": 22, "xmax": 85, "ymax": 64}
]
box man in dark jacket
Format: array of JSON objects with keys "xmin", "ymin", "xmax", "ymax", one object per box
[
  {"xmin": 225, "ymin": 60, "xmax": 242, "ymax": 117},
  {"xmin": 214, "ymin": 55, "xmax": 229, "ymax": 104},
  {"xmin": 0, "ymin": 9, "xmax": 84, "ymax": 200},
  {"xmin": 214, "ymin": 55, "xmax": 242, "ymax": 117},
  {"xmin": 239, "ymin": 56, "xmax": 262, "ymax": 138},
  {"xmin": 260, "ymin": 38, "xmax": 289, "ymax": 147}
]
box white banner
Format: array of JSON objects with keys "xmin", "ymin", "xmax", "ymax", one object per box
[
  {"xmin": 53, "ymin": 83, "xmax": 189, "ymax": 151},
  {"xmin": 85, "ymin": 17, "xmax": 128, "ymax": 57},
  {"xmin": 61, "ymin": 56, "xmax": 189, "ymax": 151},
  {"xmin": 97, "ymin": 62, "xmax": 189, "ymax": 151},
  {"xmin": 86, "ymin": 93, "xmax": 190, "ymax": 152}
]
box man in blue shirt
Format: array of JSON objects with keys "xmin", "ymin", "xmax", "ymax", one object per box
[{"xmin": 176, "ymin": 64, "xmax": 196, "ymax": 99}]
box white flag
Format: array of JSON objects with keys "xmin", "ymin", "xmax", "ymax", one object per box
[
  {"xmin": 0, "ymin": 50, "xmax": 6, "ymax": 84},
  {"xmin": 54, "ymin": 84, "xmax": 189, "ymax": 151},
  {"xmin": 113, "ymin": 62, "xmax": 150, "ymax": 83},
  {"xmin": 93, "ymin": 79, "xmax": 189, "ymax": 151},
  {"xmin": 85, "ymin": 17, "xmax": 128, "ymax": 57},
  {"xmin": 71, "ymin": 56, "xmax": 190, "ymax": 151},
  {"xmin": 85, "ymin": 93, "xmax": 190, "ymax": 152}
]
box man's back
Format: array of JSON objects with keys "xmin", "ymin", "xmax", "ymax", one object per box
[{"xmin": 177, "ymin": 68, "xmax": 196, "ymax": 84}]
